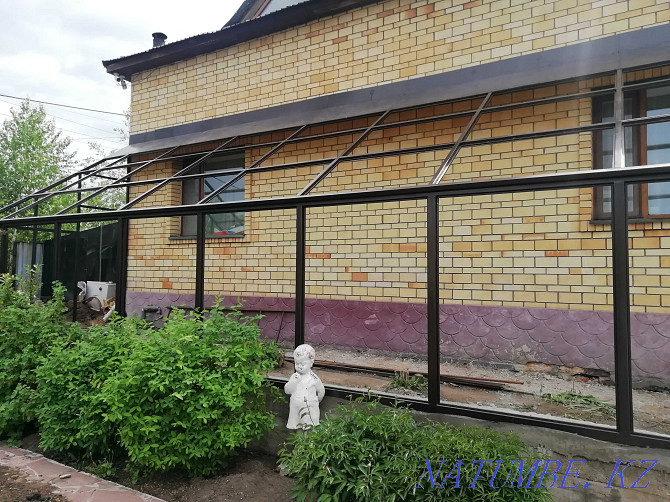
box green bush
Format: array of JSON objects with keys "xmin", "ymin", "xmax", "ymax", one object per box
[
  {"xmin": 0, "ymin": 270, "xmax": 81, "ymax": 440},
  {"xmin": 37, "ymin": 301, "xmax": 281, "ymax": 477},
  {"xmin": 36, "ymin": 316, "xmax": 145, "ymax": 458},
  {"xmin": 279, "ymin": 401, "xmax": 552, "ymax": 502}
]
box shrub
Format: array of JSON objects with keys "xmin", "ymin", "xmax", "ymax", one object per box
[
  {"xmin": 0, "ymin": 270, "xmax": 81, "ymax": 440},
  {"xmin": 36, "ymin": 316, "xmax": 146, "ymax": 458},
  {"xmin": 279, "ymin": 401, "xmax": 552, "ymax": 502},
  {"xmin": 105, "ymin": 304, "xmax": 281, "ymax": 476},
  {"xmin": 37, "ymin": 301, "xmax": 281, "ymax": 477}
]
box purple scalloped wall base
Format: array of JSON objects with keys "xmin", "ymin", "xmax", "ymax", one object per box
[{"xmin": 125, "ymin": 291, "xmax": 670, "ymax": 387}]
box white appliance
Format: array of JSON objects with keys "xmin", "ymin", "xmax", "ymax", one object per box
[{"xmin": 85, "ymin": 281, "xmax": 116, "ymax": 310}]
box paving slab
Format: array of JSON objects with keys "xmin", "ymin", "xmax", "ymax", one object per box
[{"xmin": 0, "ymin": 445, "xmax": 165, "ymax": 502}]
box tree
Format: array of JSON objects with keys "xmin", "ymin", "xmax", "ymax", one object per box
[
  {"xmin": 0, "ymin": 100, "xmax": 128, "ymax": 229},
  {"xmin": 0, "ymin": 100, "xmax": 126, "ymax": 277},
  {"xmin": 0, "ymin": 100, "xmax": 76, "ymax": 216}
]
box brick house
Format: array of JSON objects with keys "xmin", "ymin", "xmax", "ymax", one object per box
[{"xmin": 97, "ymin": 0, "xmax": 670, "ymax": 394}]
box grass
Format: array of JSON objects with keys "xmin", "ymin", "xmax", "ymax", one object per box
[
  {"xmin": 542, "ymin": 391, "xmax": 615, "ymax": 419},
  {"xmin": 388, "ymin": 370, "xmax": 427, "ymax": 392}
]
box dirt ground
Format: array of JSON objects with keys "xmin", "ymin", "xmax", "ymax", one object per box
[
  {"xmin": 17, "ymin": 434, "xmax": 293, "ymax": 502},
  {"xmin": 271, "ymin": 344, "xmax": 670, "ymax": 435},
  {"xmin": 115, "ymin": 453, "xmax": 294, "ymax": 502},
  {"xmin": 0, "ymin": 465, "xmax": 67, "ymax": 502},
  {"xmin": 63, "ymin": 301, "xmax": 107, "ymax": 327}
]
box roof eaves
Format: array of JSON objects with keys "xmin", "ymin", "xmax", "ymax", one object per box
[{"xmin": 102, "ymin": 0, "xmax": 382, "ymax": 80}]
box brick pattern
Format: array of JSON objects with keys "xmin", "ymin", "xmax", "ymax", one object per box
[
  {"xmin": 306, "ymin": 201, "xmax": 428, "ymax": 301},
  {"xmin": 126, "ymin": 76, "xmax": 670, "ymax": 312},
  {"xmin": 440, "ymin": 190, "xmax": 615, "ymax": 311},
  {"xmin": 129, "ymin": 0, "xmax": 669, "ymax": 135},
  {"xmin": 204, "ymin": 209, "xmax": 297, "ymax": 297}
]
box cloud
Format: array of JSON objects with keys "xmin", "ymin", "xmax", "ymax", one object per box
[{"xmin": 0, "ymin": 0, "xmax": 244, "ymax": 159}]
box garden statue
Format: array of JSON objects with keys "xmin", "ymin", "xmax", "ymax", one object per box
[{"xmin": 285, "ymin": 344, "xmax": 325, "ymax": 429}]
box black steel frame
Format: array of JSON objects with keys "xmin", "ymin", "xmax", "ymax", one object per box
[{"xmin": 2, "ymin": 65, "xmax": 670, "ymax": 449}]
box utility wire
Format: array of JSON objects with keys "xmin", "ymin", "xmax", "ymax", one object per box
[
  {"xmin": 0, "ymin": 98, "xmax": 123, "ymax": 135},
  {"xmin": 0, "ymin": 93, "xmax": 125, "ymax": 116},
  {"xmin": 0, "ymin": 110, "xmax": 123, "ymax": 144}
]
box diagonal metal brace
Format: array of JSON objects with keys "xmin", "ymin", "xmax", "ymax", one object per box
[
  {"xmin": 56, "ymin": 147, "xmax": 181, "ymax": 215},
  {"xmin": 197, "ymin": 125, "xmax": 308, "ymax": 205},
  {"xmin": 120, "ymin": 137, "xmax": 239, "ymax": 210},
  {"xmin": 298, "ymin": 110, "xmax": 392, "ymax": 196},
  {"xmin": 431, "ymin": 92, "xmax": 492, "ymax": 184}
]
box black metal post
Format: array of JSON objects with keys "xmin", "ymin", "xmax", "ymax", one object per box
[
  {"xmin": 0, "ymin": 227, "xmax": 8, "ymax": 274},
  {"xmin": 611, "ymin": 181, "xmax": 634, "ymax": 435},
  {"xmin": 72, "ymin": 174, "xmax": 82, "ymax": 323},
  {"xmin": 295, "ymin": 204, "xmax": 306, "ymax": 347},
  {"xmin": 72, "ymin": 222, "xmax": 80, "ymax": 323},
  {"xmin": 30, "ymin": 205, "xmax": 38, "ymax": 269},
  {"xmin": 116, "ymin": 218, "xmax": 129, "ymax": 317},
  {"xmin": 426, "ymin": 195, "xmax": 440, "ymax": 406},
  {"xmin": 53, "ymin": 222, "xmax": 61, "ymax": 286},
  {"xmin": 195, "ymin": 212, "xmax": 205, "ymax": 311}
]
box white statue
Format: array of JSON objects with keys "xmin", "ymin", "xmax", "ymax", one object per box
[{"xmin": 285, "ymin": 344, "xmax": 325, "ymax": 429}]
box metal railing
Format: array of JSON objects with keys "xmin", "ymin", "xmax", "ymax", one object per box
[{"xmin": 1, "ymin": 66, "xmax": 670, "ymax": 449}]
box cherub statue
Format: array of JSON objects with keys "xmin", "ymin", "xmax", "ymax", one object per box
[{"xmin": 284, "ymin": 344, "xmax": 325, "ymax": 429}]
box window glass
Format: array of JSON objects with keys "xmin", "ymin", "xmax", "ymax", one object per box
[
  {"xmin": 181, "ymin": 177, "xmax": 200, "ymax": 234},
  {"xmin": 645, "ymin": 86, "xmax": 670, "ymax": 215},
  {"xmin": 595, "ymin": 95, "xmax": 635, "ymax": 216},
  {"xmin": 262, "ymin": 0, "xmax": 307, "ymax": 15},
  {"xmin": 181, "ymin": 153, "xmax": 245, "ymax": 236},
  {"xmin": 203, "ymin": 174, "xmax": 245, "ymax": 235}
]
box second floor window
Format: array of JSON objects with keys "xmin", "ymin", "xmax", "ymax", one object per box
[
  {"xmin": 593, "ymin": 83, "xmax": 670, "ymax": 219},
  {"xmin": 257, "ymin": 0, "xmax": 307, "ymax": 16},
  {"xmin": 181, "ymin": 153, "xmax": 245, "ymax": 237}
]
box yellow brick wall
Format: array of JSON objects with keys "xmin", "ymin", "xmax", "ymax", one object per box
[
  {"xmin": 129, "ymin": 0, "xmax": 669, "ymax": 135},
  {"xmin": 126, "ymin": 68, "xmax": 670, "ymax": 313}
]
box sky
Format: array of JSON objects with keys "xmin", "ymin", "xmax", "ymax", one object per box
[{"xmin": 0, "ymin": 0, "xmax": 245, "ymax": 161}]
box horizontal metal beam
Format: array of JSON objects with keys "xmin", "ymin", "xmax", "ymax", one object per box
[
  {"xmin": 266, "ymin": 379, "xmax": 670, "ymax": 450},
  {"xmin": 461, "ymin": 121, "xmax": 614, "ymax": 149},
  {"xmin": 484, "ymin": 87, "xmax": 614, "ymax": 114},
  {"xmin": 5, "ymin": 162, "xmax": 670, "ymax": 227},
  {"xmin": 299, "ymin": 110, "xmax": 392, "ymax": 196},
  {"xmin": 121, "ymin": 137, "xmax": 238, "ymax": 210},
  {"xmin": 622, "ymin": 112, "xmax": 670, "ymax": 127},
  {"xmin": 623, "ymin": 75, "xmax": 670, "ymax": 92}
]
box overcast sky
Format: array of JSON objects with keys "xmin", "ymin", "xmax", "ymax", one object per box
[{"xmin": 0, "ymin": 0, "xmax": 245, "ymax": 160}]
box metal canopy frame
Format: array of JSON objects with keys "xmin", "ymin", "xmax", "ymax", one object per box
[{"xmin": 2, "ymin": 63, "xmax": 670, "ymax": 449}]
